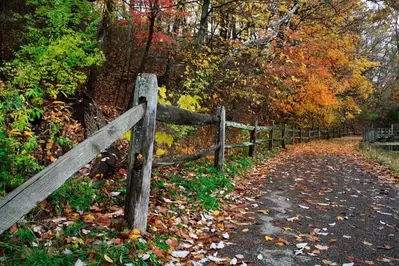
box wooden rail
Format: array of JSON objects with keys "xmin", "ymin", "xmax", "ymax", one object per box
[
  {"xmin": 0, "ymin": 73, "xmax": 354, "ymax": 235},
  {"xmin": 364, "ymin": 125, "xmax": 396, "ymax": 143},
  {"xmin": 0, "ymin": 103, "xmax": 146, "ymax": 235}
]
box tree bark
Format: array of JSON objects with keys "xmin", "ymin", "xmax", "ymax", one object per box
[{"xmin": 196, "ymin": 0, "xmax": 210, "ymax": 50}]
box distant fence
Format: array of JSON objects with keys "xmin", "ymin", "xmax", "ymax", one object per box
[
  {"xmin": 0, "ymin": 74, "xmax": 354, "ymax": 235},
  {"xmin": 363, "ymin": 125, "xmax": 396, "ymax": 143}
]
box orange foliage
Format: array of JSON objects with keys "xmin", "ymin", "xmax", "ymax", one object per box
[{"xmin": 267, "ymin": 19, "xmax": 377, "ymax": 126}]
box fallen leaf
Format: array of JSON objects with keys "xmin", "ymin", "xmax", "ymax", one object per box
[
  {"xmin": 296, "ymin": 242, "xmax": 308, "ymax": 249},
  {"xmin": 208, "ymin": 255, "xmax": 226, "ymax": 262},
  {"xmin": 264, "ymin": 235, "xmax": 273, "ymax": 241},
  {"xmin": 257, "ymin": 210, "xmax": 269, "ymax": 215},
  {"xmin": 378, "ymin": 245, "xmax": 393, "ymax": 250},
  {"xmin": 171, "ymin": 250, "xmax": 190, "ymax": 258},
  {"xmin": 242, "ymin": 229, "xmax": 249, "ymax": 233},
  {"xmin": 363, "ymin": 240, "xmax": 373, "ymax": 246},
  {"xmin": 315, "ymin": 244, "xmax": 329, "ymax": 251},
  {"xmin": 75, "ymin": 259, "xmax": 84, "ymax": 266},
  {"xmin": 103, "ymin": 254, "xmax": 113, "ymax": 263}
]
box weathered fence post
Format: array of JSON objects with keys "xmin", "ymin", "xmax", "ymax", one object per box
[
  {"xmin": 214, "ymin": 106, "xmax": 226, "ymax": 171},
  {"xmin": 125, "ymin": 74, "xmax": 158, "ymax": 232},
  {"xmin": 299, "ymin": 127, "xmax": 302, "ymax": 143},
  {"xmin": 249, "ymin": 120, "xmax": 258, "ymax": 157},
  {"xmin": 291, "ymin": 125, "xmax": 295, "ymax": 145},
  {"xmin": 308, "ymin": 128, "xmax": 311, "ymax": 142},
  {"xmin": 281, "ymin": 123, "xmax": 286, "ymax": 148},
  {"xmin": 269, "ymin": 121, "xmax": 275, "ymax": 150}
]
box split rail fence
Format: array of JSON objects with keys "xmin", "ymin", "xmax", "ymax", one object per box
[
  {"xmin": 363, "ymin": 125, "xmax": 397, "ymax": 143},
  {"xmin": 0, "ymin": 74, "xmax": 353, "ymax": 234}
]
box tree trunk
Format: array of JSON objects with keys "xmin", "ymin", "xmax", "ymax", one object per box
[
  {"xmin": 86, "ymin": 0, "xmax": 114, "ymax": 97},
  {"xmin": 126, "ymin": 2, "xmax": 158, "ymax": 110},
  {"xmin": 196, "ymin": 0, "xmax": 210, "ymax": 50}
]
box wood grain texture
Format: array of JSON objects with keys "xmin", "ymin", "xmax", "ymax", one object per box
[
  {"xmin": 256, "ymin": 138, "xmax": 271, "ymax": 143},
  {"xmin": 0, "ymin": 104, "xmax": 146, "ymax": 235},
  {"xmin": 125, "ymin": 74, "xmax": 158, "ymax": 232},
  {"xmin": 214, "ymin": 106, "xmax": 226, "ymax": 171},
  {"xmin": 249, "ymin": 120, "xmax": 258, "ymax": 157},
  {"xmin": 157, "ymin": 104, "xmax": 218, "ymax": 125},
  {"xmin": 281, "ymin": 124, "xmax": 286, "ymax": 149},
  {"xmin": 299, "ymin": 128, "xmax": 303, "ymax": 143},
  {"xmin": 225, "ymin": 142, "xmax": 254, "ymax": 149},
  {"xmin": 269, "ymin": 121, "xmax": 275, "ymax": 150},
  {"xmin": 291, "ymin": 125, "xmax": 295, "ymax": 145},
  {"xmin": 225, "ymin": 121, "xmax": 270, "ymax": 131}
]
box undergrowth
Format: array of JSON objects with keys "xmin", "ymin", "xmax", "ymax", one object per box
[
  {"xmin": 0, "ymin": 148, "xmax": 280, "ymax": 265},
  {"xmin": 358, "ymin": 142, "xmax": 399, "ymax": 175}
]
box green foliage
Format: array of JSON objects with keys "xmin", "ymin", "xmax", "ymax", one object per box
[
  {"xmin": 0, "ymin": 0, "xmax": 104, "ymax": 195},
  {"xmin": 51, "ymin": 179, "xmax": 96, "ymax": 212},
  {"xmin": 359, "ymin": 143, "xmax": 399, "ymax": 174},
  {"xmin": 367, "ymin": 112, "xmax": 379, "ymax": 121},
  {"xmin": 387, "ymin": 108, "xmax": 399, "ymax": 123},
  {"xmin": 169, "ymin": 156, "xmax": 257, "ymax": 210},
  {"xmin": 64, "ymin": 221, "xmax": 86, "ymax": 237},
  {"xmin": 154, "ymin": 234, "xmax": 171, "ymax": 251},
  {"xmin": 0, "ymin": 131, "xmax": 41, "ymax": 197}
]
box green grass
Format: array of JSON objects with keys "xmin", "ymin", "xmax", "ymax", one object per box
[
  {"xmin": 50, "ymin": 179, "xmax": 96, "ymax": 212},
  {"xmin": 359, "ymin": 143, "xmax": 399, "ymax": 174}
]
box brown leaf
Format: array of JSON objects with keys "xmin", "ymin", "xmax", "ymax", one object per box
[
  {"xmin": 377, "ymin": 245, "xmax": 393, "ymax": 250},
  {"xmin": 166, "ymin": 238, "xmax": 179, "ymax": 248}
]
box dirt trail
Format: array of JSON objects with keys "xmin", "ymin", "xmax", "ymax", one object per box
[{"xmin": 221, "ymin": 137, "xmax": 399, "ymax": 266}]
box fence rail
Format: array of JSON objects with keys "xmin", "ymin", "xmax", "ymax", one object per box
[
  {"xmin": 0, "ymin": 73, "xmax": 354, "ymax": 235},
  {"xmin": 364, "ymin": 125, "xmax": 395, "ymax": 143}
]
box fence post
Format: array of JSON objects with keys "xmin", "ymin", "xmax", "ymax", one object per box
[
  {"xmin": 125, "ymin": 73, "xmax": 158, "ymax": 232},
  {"xmin": 269, "ymin": 121, "xmax": 275, "ymax": 150},
  {"xmin": 214, "ymin": 106, "xmax": 226, "ymax": 171},
  {"xmin": 308, "ymin": 128, "xmax": 311, "ymax": 142},
  {"xmin": 299, "ymin": 127, "xmax": 302, "ymax": 143},
  {"xmin": 249, "ymin": 120, "xmax": 258, "ymax": 157},
  {"xmin": 282, "ymin": 123, "xmax": 286, "ymax": 148},
  {"xmin": 291, "ymin": 125, "xmax": 295, "ymax": 145}
]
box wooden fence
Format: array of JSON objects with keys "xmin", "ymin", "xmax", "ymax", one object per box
[
  {"xmin": 363, "ymin": 125, "xmax": 396, "ymax": 143},
  {"xmin": 0, "ymin": 74, "xmax": 354, "ymax": 235}
]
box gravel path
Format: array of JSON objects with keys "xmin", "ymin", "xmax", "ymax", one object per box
[{"xmin": 221, "ymin": 137, "xmax": 399, "ymax": 266}]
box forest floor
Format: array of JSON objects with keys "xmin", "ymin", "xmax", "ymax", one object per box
[
  {"xmin": 1, "ymin": 137, "xmax": 398, "ymax": 266},
  {"xmin": 221, "ymin": 137, "xmax": 399, "ymax": 266}
]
